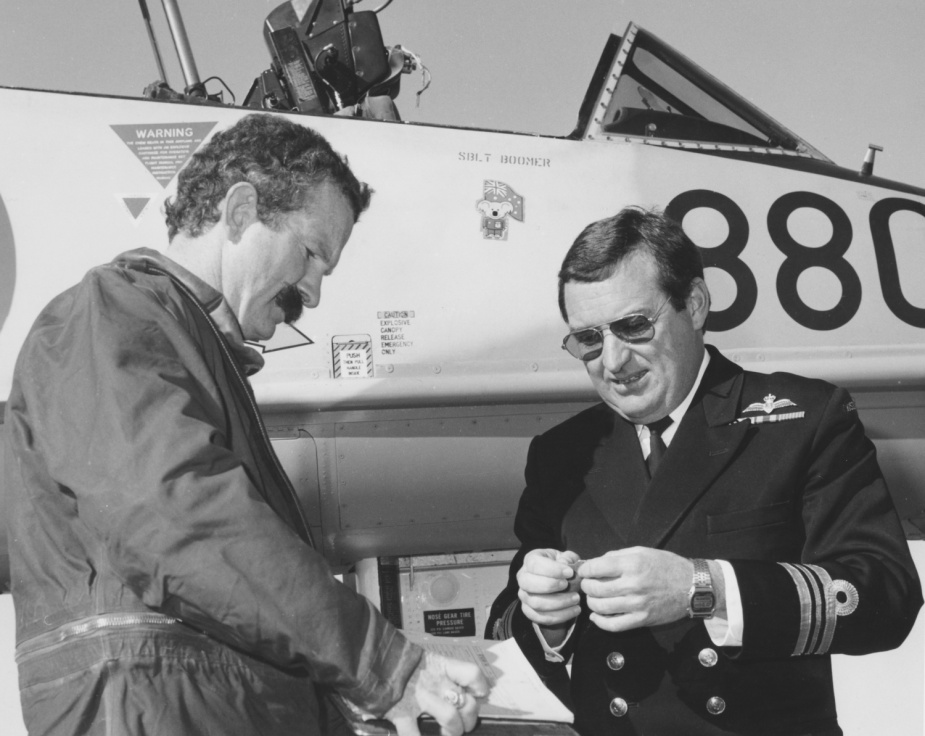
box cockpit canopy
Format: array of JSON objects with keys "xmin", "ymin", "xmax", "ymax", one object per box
[{"xmin": 579, "ymin": 23, "xmax": 829, "ymax": 161}]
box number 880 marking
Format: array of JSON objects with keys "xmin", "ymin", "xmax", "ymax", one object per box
[{"xmin": 666, "ymin": 189, "xmax": 925, "ymax": 331}]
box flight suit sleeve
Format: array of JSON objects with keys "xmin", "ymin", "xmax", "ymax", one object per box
[
  {"xmin": 728, "ymin": 387, "xmax": 922, "ymax": 660},
  {"xmin": 13, "ymin": 269, "xmax": 421, "ymax": 713}
]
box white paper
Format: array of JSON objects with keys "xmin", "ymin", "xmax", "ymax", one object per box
[{"xmin": 405, "ymin": 633, "xmax": 574, "ymax": 723}]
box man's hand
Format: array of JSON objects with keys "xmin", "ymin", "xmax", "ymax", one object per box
[
  {"xmin": 578, "ymin": 547, "xmax": 693, "ymax": 632},
  {"xmin": 385, "ymin": 651, "xmax": 489, "ymax": 736},
  {"xmin": 517, "ymin": 549, "xmax": 583, "ymax": 628}
]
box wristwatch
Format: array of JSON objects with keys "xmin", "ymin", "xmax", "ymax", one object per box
[{"xmin": 688, "ymin": 558, "xmax": 715, "ymax": 619}]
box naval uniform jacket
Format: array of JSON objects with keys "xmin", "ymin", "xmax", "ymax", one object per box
[{"xmin": 487, "ymin": 346, "xmax": 921, "ymax": 736}]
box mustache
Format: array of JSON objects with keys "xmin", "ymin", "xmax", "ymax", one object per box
[{"xmin": 275, "ymin": 285, "xmax": 304, "ymax": 324}]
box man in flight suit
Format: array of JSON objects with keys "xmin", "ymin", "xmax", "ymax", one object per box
[{"xmin": 3, "ymin": 113, "xmax": 488, "ymax": 736}]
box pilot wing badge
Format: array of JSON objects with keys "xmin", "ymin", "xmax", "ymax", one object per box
[{"xmin": 735, "ymin": 394, "xmax": 805, "ymax": 424}]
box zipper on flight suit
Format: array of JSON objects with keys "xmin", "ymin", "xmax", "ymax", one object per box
[{"xmin": 149, "ymin": 268, "xmax": 315, "ymax": 548}]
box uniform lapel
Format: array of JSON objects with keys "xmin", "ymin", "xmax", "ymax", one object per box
[
  {"xmin": 584, "ymin": 414, "xmax": 650, "ymax": 546},
  {"xmin": 629, "ymin": 347, "xmax": 750, "ymax": 549}
]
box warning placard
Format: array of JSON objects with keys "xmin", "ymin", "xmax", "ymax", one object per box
[{"xmin": 111, "ymin": 122, "xmax": 217, "ymax": 187}]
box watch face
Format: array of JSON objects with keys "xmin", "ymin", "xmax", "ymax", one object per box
[{"xmin": 691, "ymin": 592, "xmax": 715, "ymax": 613}]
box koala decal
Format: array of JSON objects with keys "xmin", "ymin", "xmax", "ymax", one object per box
[
  {"xmin": 477, "ymin": 199, "xmax": 514, "ymax": 240},
  {"xmin": 475, "ymin": 180, "xmax": 525, "ymax": 241}
]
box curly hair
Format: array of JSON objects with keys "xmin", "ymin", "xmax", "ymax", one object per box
[
  {"xmin": 164, "ymin": 113, "xmax": 372, "ymax": 241},
  {"xmin": 557, "ymin": 206, "xmax": 704, "ymax": 322}
]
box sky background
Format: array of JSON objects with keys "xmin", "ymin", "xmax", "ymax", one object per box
[{"xmin": 0, "ymin": 0, "xmax": 923, "ymax": 187}]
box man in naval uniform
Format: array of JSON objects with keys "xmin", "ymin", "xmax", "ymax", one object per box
[{"xmin": 486, "ymin": 206, "xmax": 922, "ymax": 736}]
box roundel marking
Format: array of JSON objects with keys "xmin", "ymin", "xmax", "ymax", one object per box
[{"xmin": 0, "ymin": 192, "xmax": 15, "ymax": 337}]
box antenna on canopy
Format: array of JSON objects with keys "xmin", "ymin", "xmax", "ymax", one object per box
[
  {"xmin": 160, "ymin": 0, "xmax": 206, "ymax": 98},
  {"xmin": 137, "ymin": 0, "xmax": 169, "ymax": 86}
]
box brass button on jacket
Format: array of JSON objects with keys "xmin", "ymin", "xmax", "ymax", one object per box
[
  {"xmin": 706, "ymin": 696, "xmax": 726, "ymax": 715},
  {"xmin": 698, "ymin": 647, "xmax": 719, "ymax": 667},
  {"xmin": 605, "ymin": 651, "xmax": 625, "ymax": 671}
]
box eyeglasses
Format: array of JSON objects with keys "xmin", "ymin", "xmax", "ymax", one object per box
[{"xmin": 561, "ymin": 297, "xmax": 672, "ymax": 362}]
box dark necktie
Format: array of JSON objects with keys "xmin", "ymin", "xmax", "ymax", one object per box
[{"xmin": 645, "ymin": 416, "xmax": 673, "ymax": 478}]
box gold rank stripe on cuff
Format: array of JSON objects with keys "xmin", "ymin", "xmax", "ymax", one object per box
[
  {"xmin": 733, "ymin": 411, "xmax": 806, "ymax": 425},
  {"xmin": 779, "ymin": 563, "xmax": 837, "ymax": 656}
]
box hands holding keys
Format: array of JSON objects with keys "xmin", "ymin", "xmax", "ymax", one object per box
[{"xmin": 518, "ymin": 546, "xmax": 696, "ymax": 634}]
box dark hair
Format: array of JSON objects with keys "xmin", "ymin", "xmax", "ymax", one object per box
[
  {"xmin": 557, "ymin": 206, "xmax": 704, "ymax": 321},
  {"xmin": 164, "ymin": 113, "xmax": 372, "ymax": 241}
]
